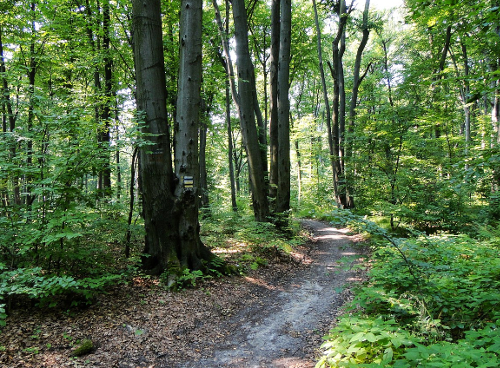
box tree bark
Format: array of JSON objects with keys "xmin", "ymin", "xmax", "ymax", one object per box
[
  {"xmin": 212, "ymin": 0, "xmax": 239, "ymax": 212},
  {"xmin": 313, "ymin": 0, "xmax": 341, "ymax": 206},
  {"xmin": 199, "ymin": 116, "xmax": 209, "ymax": 210},
  {"xmin": 232, "ymin": 0, "xmax": 270, "ymax": 221},
  {"xmin": 276, "ymin": 0, "xmax": 291, "ymax": 214},
  {"xmin": 269, "ymin": 0, "xmax": 280, "ymax": 203},
  {"xmin": 345, "ymin": 0, "xmax": 371, "ymax": 209},
  {"xmin": 100, "ymin": 0, "xmax": 112, "ymax": 194},
  {"xmin": 0, "ymin": 26, "xmax": 20, "ymax": 206},
  {"xmin": 174, "ymin": 0, "xmax": 213, "ymax": 269},
  {"xmin": 133, "ymin": 0, "xmax": 177, "ymax": 275},
  {"xmin": 328, "ymin": 0, "xmax": 349, "ymax": 208}
]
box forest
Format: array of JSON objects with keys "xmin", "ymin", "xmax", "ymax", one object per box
[{"xmin": 0, "ymin": 0, "xmax": 499, "ymax": 366}]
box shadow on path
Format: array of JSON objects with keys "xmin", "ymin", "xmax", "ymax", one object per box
[{"xmin": 174, "ymin": 219, "xmax": 365, "ymax": 368}]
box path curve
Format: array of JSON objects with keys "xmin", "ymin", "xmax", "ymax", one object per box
[{"xmin": 175, "ymin": 219, "xmax": 365, "ymax": 368}]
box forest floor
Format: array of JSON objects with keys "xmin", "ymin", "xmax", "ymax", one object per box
[{"xmin": 0, "ymin": 220, "xmax": 368, "ymax": 368}]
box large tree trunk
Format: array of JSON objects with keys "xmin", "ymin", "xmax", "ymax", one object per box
[
  {"xmin": 133, "ymin": 0, "xmax": 214, "ymax": 275},
  {"xmin": 133, "ymin": 0, "xmax": 177, "ymax": 275},
  {"xmin": 174, "ymin": 0, "xmax": 213, "ymax": 269},
  {"xmin": 232, "ymin": 0, "xmax": 270, "ymax": 221}
]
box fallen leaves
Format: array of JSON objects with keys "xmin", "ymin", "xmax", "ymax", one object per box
[
  {"xmin": 0, "ymin": 257, "xmax": 305, "ymax": 367},
  {"xmin": 0, "ymin": 220, "xmax": 368, "ymax": 368}
]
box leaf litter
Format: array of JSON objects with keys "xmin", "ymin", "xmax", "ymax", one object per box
[{"xmin": 0, "ymin": 220, "xmax": 367, "ymax": 368}]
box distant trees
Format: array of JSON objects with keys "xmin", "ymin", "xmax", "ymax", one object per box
[{"xmin": 1, "ymin": 0, "xmax": 499, "ymax": 297}]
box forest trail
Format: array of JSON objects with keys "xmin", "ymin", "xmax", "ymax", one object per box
[
  {"xmin": 175, "ymin": 219, "xmax": 365, "ymax": 368},
  {"xmin": 0, "ymin": 220, "xmax": 366, "ymax": 368}
]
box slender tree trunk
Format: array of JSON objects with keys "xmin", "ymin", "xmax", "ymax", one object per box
[
  {"xmin": 232, "ymin": 0, "xmax": 270, "ymax": 221},
  {"xmin": 313, "ymin": 0, "xmax": 340, "ymax": 206},
  {"xmin": 99, "ymin": 0, "xmax": 112, "ymax": 195},
  {"xmin": 345, "ymin": 0, "xmax": 371, "ymax": 209},
  {"xmin": 461, "ymin": 42, "xmax": 471, "ymax": 153},
  {"xmin": 115, "ymin": 106, "xmax": 122, "ymax": 199},
  {"xmin": 0, "ymin": 26, "xmax": 20, "ymax": 206},
  {"xmin": 253, "ymin": 75, "xmax": 267, "ymax": 179},
  {"xmin": 328, "ymin": 0, "xmax": 348, "ymax": 208},
  {"xmin": 224, "ymin": 0, "xmax": 238, "ymax": 212},
  {"xmin": 269, "ymin": 0, "xmax": 280, "ymax": 203},
  {"xmin": 199, "ymin": 117, "xmax": 209, "ymax": 210},
  {"xmin": 276, "ymin": 0, "xmax": 291, "ymax": 214},
  {"xmin": 212, "ymin": 0, "xmax": 239, "ymax": 211},
  {"xmin": 26, "ymin": 2, "xmax": 38, "ymax": 208},
  {"xmin": 125, "ymin": 147, "xmax": 138, "ymax": 258},
  {"xmin": 226, "ymin": 78, "xmax": 238, "ymax": 211},
  {"xmin": 349, "ymin": 0, "xmax": 370, "ymax": 130}
]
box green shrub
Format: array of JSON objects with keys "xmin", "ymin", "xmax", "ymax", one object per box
[
  {"xmin": 316, "ymin": 211, "xmax": 500, "ymax": 367},
  {"xmin": 396, "ymin": 323, "xmax": 500, "ymax": 367},
  {"xmin": 316, "ymin": 317, "xmax": 417, "ymax": 367},
  {"xmin": 0, "ymin": 267, "xmax": 121, "ymax": 308}
]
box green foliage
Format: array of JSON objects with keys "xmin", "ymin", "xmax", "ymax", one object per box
[
  {"xmin": 316, "ymin": 317, "xmax": 416, "ymax": 367},
  {"xmin": 165, "ymin": 269, "xmax": 207, "ymax": 291},
  {"xmin": 0, "ymin": 303, "xmax": 6, "ymax": 331},
  {"xmin": 0, "ymin": 267, "xmax": 121, "ymax": 308},
  {"xmin": 239, "ymin": 254, "xmax": 268, "ymax": 270},
  {"xmin": 70, "ymin": 339, "xmax": 94, "ymax": 357},
  {"xmin": 235, "ymin": 219, "xmax": 302, "ymax": 255},
  {"xmin": 317, "ymin": 211, "xmax": 500, "ymax": 367},
  {"xmin": 396, "ymin": 324, "xmax": 500, "ymax": 368}
]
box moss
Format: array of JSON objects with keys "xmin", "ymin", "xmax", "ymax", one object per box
[{"xmin": 70, "ymin": 339, "xmax": 94, "ymax": 357}]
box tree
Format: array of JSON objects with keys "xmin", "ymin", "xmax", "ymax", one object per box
[
  {"xmin": 269, "ymin": 0, "xmax": 280, "ymax": 204},
  {"xmin": 174, "ymin": 0, "xmax": 213, "ymax": 268},
  {"xmin": 212, "ymin": 0, "xmax": 239, "ymax": 212},
  {"xmin": 276, "ymin": 0, "xmax": 292, "ymax": 214},
  {"xmin": 132, "ymin": 0, "xmax": 213, "ymax": 275},
  {"xmin": 268, "ymin": 0, "xmax": 291, "ymax": 216},
  {"xmin": 232, "ymin": 0, "xmax": 270, "ymax": 221},
  {"xmin": 312, "ymin": 0, "xmax": 340, "ymax": 205}
]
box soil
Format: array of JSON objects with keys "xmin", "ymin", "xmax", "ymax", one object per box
[{"xmin": 0, "ymin": 220, "xmax": 367, "ymax": 368}]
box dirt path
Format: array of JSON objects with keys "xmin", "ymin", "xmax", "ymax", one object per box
[
  {"xmin": 174, "ymin": 219, "xmax": 365, "ymax": 368},
  {"xmin": 0, "ymin": 220, "xmax": 365, "ymax": 368}
]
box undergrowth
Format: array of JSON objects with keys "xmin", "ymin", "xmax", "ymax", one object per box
[
  {"xmin": 201, "ymin": 210, "xmax": 304, "ymax": 264},
  {"xmin": 316, "ymin": 210, "xmax": 500, "ymax": 367}
]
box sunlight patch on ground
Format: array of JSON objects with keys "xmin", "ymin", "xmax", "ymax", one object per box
[
  {"xmin": 315, "ymin": 234, "xmax": 345, "ymax": 241},
  {"xmin": 317, "ymin": 227, "xmax": 351, "ymax": 233},
  {"xmin": 244, "ymin": 276, "xmax": 281, "ymax": 291},
  {"xmin": 314, "ymin": 227, "xmax": 350, "ymax": 242},
  {"xmin": 341, "ymin": 252, "xmax": 357, "ymax": 256},
  {"xmin": 211, "ymin": 248, "xmax": 243, "ymax": 254},
  {"xmin": 273, "ymin": 356, "xmax": 315, "ymax": 367},
  {"xmin": 347, "ymin": 276, "xmax": 364, "ymax": 282}
]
